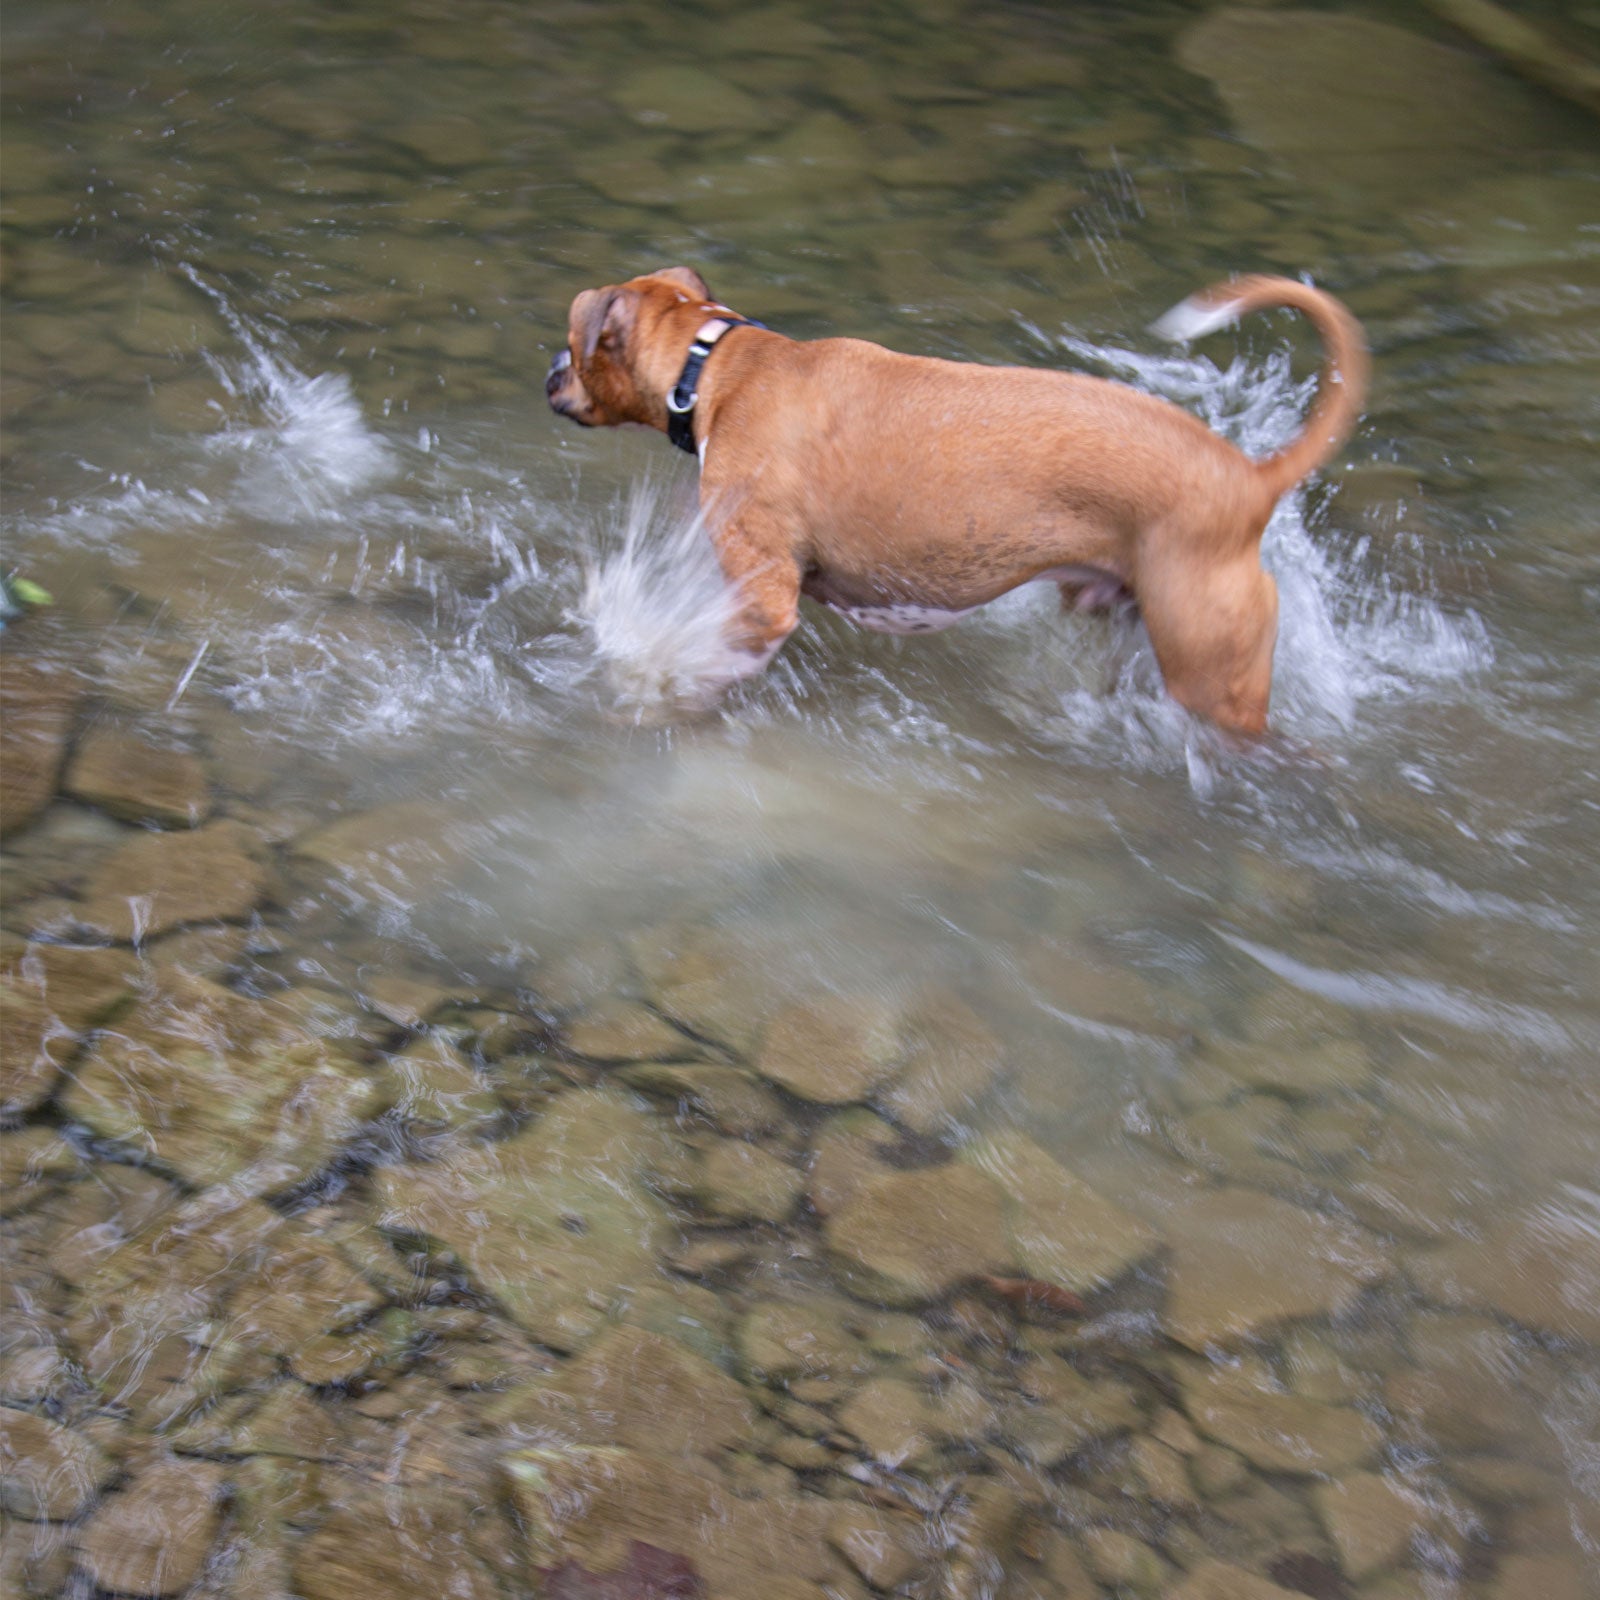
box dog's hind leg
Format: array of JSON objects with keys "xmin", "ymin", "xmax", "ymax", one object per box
[{"xmin": 1138, "ymin": 556, "xmax": 1280, "ymax": 736}]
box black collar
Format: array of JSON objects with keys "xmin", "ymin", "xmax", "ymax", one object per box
[{"xmin": 665, "ymin": 315, "xmax": 766, "ymax": 455}]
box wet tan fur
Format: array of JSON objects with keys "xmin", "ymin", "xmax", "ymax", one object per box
[{"xmin": 548, "ymin": 267, "xmax": 1369, "ymax": 735}]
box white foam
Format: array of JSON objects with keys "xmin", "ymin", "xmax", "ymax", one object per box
[
  {"xmin": 995, "ymin": 322, "xmax": 1494, "ymax": 755},
  {"xmin": 181, "ymin": 264, "xmax": 395, "ymax": 520},
  {"xmin": 566, "ymin": 479, "xmax": 760, "ymax": 716}
]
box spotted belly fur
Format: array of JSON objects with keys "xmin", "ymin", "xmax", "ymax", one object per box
[{"xmin": 824, "ymin": 599, "xmax": 976, "ymax": 634}]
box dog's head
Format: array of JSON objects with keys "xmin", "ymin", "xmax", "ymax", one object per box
[{"xmin": 547, "ymin": 266, "xmax": 721, "ymax": 430}]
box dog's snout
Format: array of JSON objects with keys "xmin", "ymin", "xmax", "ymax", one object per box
[{"xmin": 546, "ymin": 347, "xmax": 571, "ymax": 397}]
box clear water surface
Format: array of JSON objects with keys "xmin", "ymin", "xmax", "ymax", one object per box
[{"xmin": 2, "ymin": 2, "xmax": 1598, "ymax": 1597}]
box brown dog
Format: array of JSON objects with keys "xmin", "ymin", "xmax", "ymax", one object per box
[{"xmin": 547, "ymin": 267, "xmax": 1368, "ymax": 734}]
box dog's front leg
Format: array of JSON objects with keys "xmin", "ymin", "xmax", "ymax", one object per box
[{"xmin": 707, "ymin": 516, "xmax": 802, "ymax": 680}]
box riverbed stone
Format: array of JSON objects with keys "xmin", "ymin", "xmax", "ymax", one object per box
[
  {"xmin": 688, "ymin": 1137, "xmax": 803, "ymax": 1224},
  {"xmin": 0, "ymin": 988, "xmax": 77, "ymax": 1117},
  {"xmin": 290, "ymin": 1497, "xmax": 504, "ymax": 1600},
  {"xmin": 962, "ymin": 1131, "xmax": 1161, "ymax": 1295},
  {"xmin": 1182, "ymin": 1362, "xmax": 1382, "ymax": 1475},
  {"xmin": 492, "ymin": 1321, "xmax": 753, "ymax": 1461},
  {"xmin": 222, "ymin": 1233, "xmax": 387, "ymax": 1357},
  {"xmin": 755, "ymin": 993, "xmax": 902, "ymax": 1104},
  {"xmin": 1165, "ymin": 1558, "xmax": 1304, "ymax": 1600},
  {"xmin": 564, "ymin": 998, "xmax": 703, "ymax": 1062},
  {"xmin": 0, "ymin": 654, "xmax": 78, "ymax": 838},
  {"xmin": 1131, "ymin": 1436, "xmax": 1200, "ymax": 1511},
  {"xmin": 505, "ymin": 1444, "xmax": 838, "ymax": 1599},
  {"xmin": 0, "ymin": 934, "xmax": 135, "ymax": 1049},
  {"xmin": 1381, "ymin": 1311, "xmax": 1528, "ymax": 1453},
  {"xmin": 829, "ymin": 1502, "xmax": 922, "ymax": 1590},
  {"xmin": 875, "ymin": 991, "xmax": 1004, "ymax": 1135},
  {"xmin": 1407, "ymin": 1209, "xmax": 1600, "ymax": 1344},
  {"xmin": 825, "ymin": 1162, "xmax": 1009, "ymax": 1305},
  {"xmin": 72, "ymin": 1455, "xmax": 224, "ymax": 1596},
  {"xmin": 1205, "ymin": 1032, "xmax": 1373, "ymax": 1098},
  {"xmin": 63, "ymin": 728, "xmax": 210, "ymax": 828},
  {"xmin": 1007, "ymin": 1354, "xmax": 1141, "ymax": 1465},
  {"xmin": 1188, "ymin": 1442, "xmax": 1250, "ymax": 1500},
  {"xmin": 835, "ymin": 1376, "xmax": 938, "ymax": 1468},
  {"xmin": 628, "ymin": 923, "xmax": 768, "ymax": 1055},
  {"xmin": 613, "ymin": 64, "xmax": 771, "ymax": 134},
  {"xmin": 61, "ymin": 975, "xmax": 383, "ymax": 1194},
  {"xmin": 377, "ymin": 1032, "xmax": 502, "ymax": 1136},
  {"xmin": 72, "ymin": 818, "xmax": 271, "ymax": 941},
  {"xmin": 374, "ymin": 1086, "xmax": 686, "ymax": 1350},
  {"xmin": 1083, "ymin": 1526, "xmax": 1170, "ymax": 1596},
  {"xmin": 1176, "ymin": 10, "xmax": 1568, "ymax": 201},
  {"xmin": 737, "ymin": 1298, "xmax": 871, "ymax": 1386},
  {"xmin": 0, "ymin": 1408, "xmax": 114, "ymax": 1520},
  {"xmin": 617, "ymin": 1061, "xmax": 788, "ymax": 1138},
  {"xmin": 805, "ymin": 1107, "xmax": 905, "ymax": 1216},
  {"xmin": 1161, "ymin": 1186, "xmax": 1389, "ymax": 1350},
  {"xmin": 1311, "ymin": 1470, "xmax": 1423, "ymax": 1580},
  {"xmin": 292, "ymin": 799, "xmax": 462, "ymax": 908}
]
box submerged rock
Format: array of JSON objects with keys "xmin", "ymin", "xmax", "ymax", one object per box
[
  {"xmin": 63, "ymin": 728, "xmax": 210, "ymax": 828},
  {"xmin": 828, "ymin": 1502, "xmax": 922, "ymax": 1590},
  {"xmin": 505, "ymin": 1443, "xmax": 840, "ymax": 1599},
  {"xmin": 221, "ymin": 1234, "xmax": 387, "ymax": 1357},
  {"xmin": 1312, "ymin": 1470, "xmax": 1426, "ymax": 1581},
  {"xmin": 564, "ymin": 998, "xmax": 704, "ymax": 1062},
  {"xmin": 835, "ymin": 1375, "xmax": 940, "ymax": 1468},
  {"xmin": 62, "ymin": 974, "xmax": 383, "ymax": 1194},
  {"xmin": 1005, "ymin": 1354, "xmax": 1140, "ymax": 1465},
  {"xmin": 755, "ymin": 993, "xmax": 902, "ymax": 1105},
  {"xmin": 825, "ymin": 1162, "xmax": 1009, "ymax": 1305},
  {"xmin": 686, "ymin": 1137, "xmax": 803, "ymax": 1224},
  {"xmin": 291, "ymin": 1497, "xmax": 505, "ymax": 1600},
  {"xmin": 875, "ymin": 991, "xmax": 1005, "ymax": 1135},
  {"xmin": 618, "ymin": 1061, "xmax": 788, "ymax": 1138},
  {"xmin": 1408, "ymin": 1207, "xmax": 1600, "ymax": 1344},
  {"xmin": 805, "ymin": 1107, "xmax": 905, "ymax": 1216},
  {"xmin": 72, "ymin": 1455, "xmax": 224, "ymax": 1597},
  {"xmin": 612, "ymin": 64, "xmax": 772, "ymax": 135},
  {"xmin": 0, "ymin": 1407, "xmax": 114, "ymax": 1520},
  {"xmin": 1182, "ymin": 1361, "xmax": 1382, "ymax": 1475},
  {"xmin": 1177, "ymin": 10, "xmax": 1570, "ymax": 200},
  {"xmin": 377, "ymin": 1032, "xmax": 502, "ymax": 1136},
  {"xmin": 962, "ymin": 1132, "xmax": 1160, "ymax": 1296},
  {"xmin": 627, "ymin": 923, "xmax": 769, "ymax": 1056},
  {"xmin": 1160, "ymin": 1186, "xmax": 1389, "ymax": 1350},
  {"xmin": 72, "ymin": 819, "xmax": 271, "ymax": 941},
  {"xmin": 0, "ymin": 654, "xmax": 78, "ymax": 839},
  {"xmin": 374, "ymin": 1086, "xmax": 686, "ymax": 1350},
  {"xmin": 737, "ymin": 1298, "xmax": 872, "ymax": 1386},
  {"xmin": 1166, "ymin": 1559, "xmax": 1305, "ymax": 1600},
  {"xmin": 489, "ymin": 1321, "xmax": 753, "ymax": 1460}
]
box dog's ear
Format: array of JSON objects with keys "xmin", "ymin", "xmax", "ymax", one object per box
[
  {"xmin": 574, "ymin": 287, "xmax": 635, "ymax": 364},
  {"xmin": 652, "ymin": 265, "xmax": 712, "ymax": 300}
]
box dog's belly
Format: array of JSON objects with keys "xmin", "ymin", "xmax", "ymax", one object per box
[
  {"xmin": 824, "ymin": 599, "xmax": 976, "ymax": 634},
  {"xmin": 806, "ymin": 564, "xmax": 1127, "ymax": 634}
]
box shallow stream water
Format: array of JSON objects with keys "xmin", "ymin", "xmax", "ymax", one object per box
[{"xmin": 2, "ymin": 3, "xmax": 1599, "ymax": 1597}]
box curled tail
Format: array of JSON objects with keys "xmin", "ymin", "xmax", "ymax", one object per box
[{"xmin": 1152, "ymin": 274, "xmax": 1370, "ymax": 501}]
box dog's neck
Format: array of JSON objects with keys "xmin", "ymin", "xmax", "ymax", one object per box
[{"xmin": 665, "ymin": 312, "xmax": 766, "ymax": 456}]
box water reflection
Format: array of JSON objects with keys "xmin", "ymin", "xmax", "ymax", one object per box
[{"xmin": 3, "ymin": 1, "xmax": 1599, "ymax": 1596}]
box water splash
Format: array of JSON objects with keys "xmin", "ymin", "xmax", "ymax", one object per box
[
  {"xmin": 565, "ymin": 478, "xmax": 753, "ymax": 717},
  {"xmin": 1001, "ymin": 325, "xmax": 1494, "ymax": 750},
  {"xmin": 180, "ymin": 264, "xmax": 396, "ymax": 519}
]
